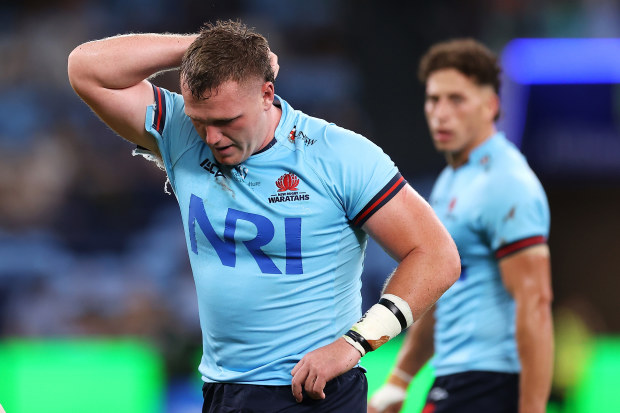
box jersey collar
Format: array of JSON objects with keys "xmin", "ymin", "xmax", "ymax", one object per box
[{"xmin": 468, "ymin": 132, "xmax": 507, "ymax": 166}]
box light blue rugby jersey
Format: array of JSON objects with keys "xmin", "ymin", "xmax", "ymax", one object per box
[
  {"xmin": 145, "ymin": 85, "xmax": 406, "ymax": 385},
  {"xmin": 429, "ymin": 132, "xmax": 550, "ymax": 377}
]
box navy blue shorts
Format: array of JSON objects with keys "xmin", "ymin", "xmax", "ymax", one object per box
[
  {"xmin": 202, "ymin": 367, "xmax": 367, "ymax": 412},
  {"xmin": 422, "ymin": 371, "xmax": 519, "ymax": 413}
]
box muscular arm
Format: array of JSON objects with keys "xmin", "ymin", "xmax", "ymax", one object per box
[
  {"xmin": 365, "ymin": 185, "xmax": 459, "ymax": 320},
  {"xmin": 291, "ymin": 185, "xmax": 459, "ymax": 402},
  {"xmin": 500, "ymin": 244, "xmax": 553, "ymax": 413},
  {"xmin": 67, "ymin": 33, "xmax": 196, "ymax": 152}
]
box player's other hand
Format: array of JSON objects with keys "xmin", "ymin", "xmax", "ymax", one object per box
[
  {"xmin": 269, "ymin": 50, "xmax": 279, "ymax": 79},
  {"xmin": 290, "ymin": 337, "xmax": 361, "ymax": 402},
  {"xmin": 368, "ymin": 383, "xmax": 407, "ymax": 413}
]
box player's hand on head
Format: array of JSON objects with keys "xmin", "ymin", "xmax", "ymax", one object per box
[
  {"xmin": 290, "ymin": 337, "xmax": 361, "ymax": 403},
  {"xmin": 368, "ymin": 383, "xmax": 407, "ymax": 413},
  {"xmin": 269, "ymin": 50, "xmax": 279, "ymax": 79}
]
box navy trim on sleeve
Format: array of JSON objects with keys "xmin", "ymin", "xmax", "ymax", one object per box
[
  {"xmin": 352, "ymin": 173, "xmax": 407, "ymax": 227},
  {"xmin": 495, "ymin": 235, "xmax": 546, "ymax": 260},
  {"xmin": 152, "ymin": 84, "xmax": 166, "ymax": 134}
]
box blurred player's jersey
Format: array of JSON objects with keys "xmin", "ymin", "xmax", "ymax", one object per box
[
  {"xmin": 430, "ymin": 132, "xmax": 550, "ymax": 376},
  {"xmin": 145, "ymin": 86, "xmax": 405, "ymax": 385}
]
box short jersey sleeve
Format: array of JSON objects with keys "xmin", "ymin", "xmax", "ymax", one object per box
[
  {"xmin": 144, "ymin": 85, "xmax": 202, "ymax": 190},
  {"xmin": 306, "ymin": 123, "xmax": 406, "ymax": 227},
  {"xmin": 481, "ymin": 171, "xmax": 550, "ymax": 259}
]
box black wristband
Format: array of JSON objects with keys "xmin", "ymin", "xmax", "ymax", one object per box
[
  {"xmin": 379, "ymin": 298, "xmax": 408, "ymax": 330},
  {"xmin": 345, "ymin": 329, "xmax": 374, "ymax": 354}
]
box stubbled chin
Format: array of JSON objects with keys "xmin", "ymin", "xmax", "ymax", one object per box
[
  {"xmin": 433, "ymin": 140, "xmax": 452, "ymax": 151},
  {"xmin": 215, "ymin": 156, "xmax": 238, "ymax": 166},
  {"xmin": 212, "ymin": 147, "xmax": 236, "ymax": 164}
]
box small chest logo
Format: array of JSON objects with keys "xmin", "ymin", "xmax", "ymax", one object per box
[
  {"xmin": 269, "ymin": 173, "xmax": 309, "ymax": 203},
  {"xmin": 288, "ymin": 126, "xmax": 316, "ymax": 146},
  {"xmin": 448, "ymin": 197, "xmax": 457, "ymax": 213},
  {"xmin": 444, "ymin": 197, "xmax": 458, "ymax": 221},
  {"xmin": 480, "ymin": 154, "xmax": 491, "ymax": 171},
  {"xmin": 288, "ymin": 127, "xmax": 297, "ymax": 143},
  {"xmin": 200, "ymin": 158, "xmax": 224, "ymax": 178}
]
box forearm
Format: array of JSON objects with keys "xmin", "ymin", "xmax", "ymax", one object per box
[
  {"xmin": 68, "ymin": 33, "xmax": 196, "ymax": 91},
  {"xmin": 516, "ymin": 299, "xmax": 554, "ymax": 413},
  {"xmin": 387, "ymin": 310, "xmax": 435, "ymax": 389},
  {"xmin": 346, "ymin": 246, "xmax": 454, "ymax": 359},
  {"xmin": 356, "ymin": 185, "xmax": 458, "ymax": 358},
  {"xmin": 383, "ymin": 247, "xmax": 458, "ymax": 322}
]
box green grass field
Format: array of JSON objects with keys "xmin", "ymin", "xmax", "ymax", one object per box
[
  {"xmin": 363, "ymin": 335, "xmax": 434, "ymax": 412},
  {"xmin": 0, "ymin": 335, "xmax": 618, "ymax": 412}
]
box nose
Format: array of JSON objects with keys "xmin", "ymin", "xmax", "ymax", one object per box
[
  {"xmin": 205, "ymin": 125, "xmax": 222, "ymax": 146},
  {"xmin": 430, "ymin": 99, "xmax": 451, "ymax": 125}
]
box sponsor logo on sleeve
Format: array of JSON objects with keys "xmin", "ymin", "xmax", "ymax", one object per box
[{"xmin": 503, "ymin": 205, "xmax": 516, "ymax": 222}]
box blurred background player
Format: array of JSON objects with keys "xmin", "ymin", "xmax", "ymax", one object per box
[
  {"xmin": 369, "ymin": 38, "xmax": 553, "ymax": 413},
  {"xmin": 67, "ymin": 20, "xmax": 460, "ymax": 412}
]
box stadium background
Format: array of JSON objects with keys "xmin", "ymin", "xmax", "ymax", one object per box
[{"xmin": 0, "ymin": 0, "xmax": 619, "ymax": 411}]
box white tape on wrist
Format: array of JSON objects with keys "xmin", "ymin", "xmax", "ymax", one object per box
[
  {"xmin": 342, "ymin": 333, "xmax": 367, "ymax": 356},
  {"xmin": 369, "ymin": 383, "xmax": 407, "ymax": 410},
  {"xmin": 392, "ymin": 367, "xmax": 414, "ymax": 383},
  {"xmin": 343, "ymin": 293, "xmax": 414, "ymax": 356},
  {"xmin": 381, "ymin": 293, "xmax": 414, "ymax": 328}
]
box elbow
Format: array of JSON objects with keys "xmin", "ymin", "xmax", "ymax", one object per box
[
  {"xmin": 536, "ymin": 289, "xmax": 554, "ymax": 318},
  {"xmin": 67, "ymin": 46, "xmax": 82, "ymax": 90},
  {"xmin": 441, "ymin": 241, "xmax": 461, "ymax": 291},
  {"xmin": 67, "ymin": 45, "xmax": 90, "ymax": 93},
  {"xmin": 447, "ymin": 249, "xmax": 461, "ymax": 287}
]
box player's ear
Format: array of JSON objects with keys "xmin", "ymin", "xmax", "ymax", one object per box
[
  {"xmin": 261, "ymin": 81, "xmax": 275, "ymax": 109},
  {"xmin": 483, "ymin": 90, "xmax": 500, "ymax": 122}
]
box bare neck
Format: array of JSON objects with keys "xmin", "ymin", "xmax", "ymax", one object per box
[
  {"xmin": 259, "ymin": 103, "xmax": 283, "ymax": 150},
  {"xmin": 445, "ymin": 125, "xmax": 496, "ymax": 168}
]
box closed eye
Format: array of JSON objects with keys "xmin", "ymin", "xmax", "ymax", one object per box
[
  {"xmin": 212, "ymin": 117, "xmax": 238, "ymax": 127},
  {"xmin": 185, "ymin": 114, "xmax": 241, "ymax": 126}
]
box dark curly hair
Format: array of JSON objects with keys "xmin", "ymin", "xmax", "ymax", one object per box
[
  {"xmin": 180, "ymin": 20, "xmax": 275, "ymax": 99},
  {"xmin": 418, "ymin": 38, "xmax": 501, "ymax": 95}
]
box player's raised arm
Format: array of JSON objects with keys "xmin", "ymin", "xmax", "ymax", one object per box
[{"xmin": 67, "ymin": 33, "xmax": 196, "ymax": 153}]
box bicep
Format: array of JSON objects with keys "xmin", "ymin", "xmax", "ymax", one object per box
[
  {"xmin": 74, "ymin": 78, "xmax": 159, "ymax": 153},
  {"xmin": 362, "ymin": 184, "xmax": 454, "ymax": 262},
  {"xmin": 362, "ymin": 184, "xmax": 460, "ymax": 318},
  {"xmin": 500, "ymin": 244, "xmax": 552, "ymax": 302}
]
